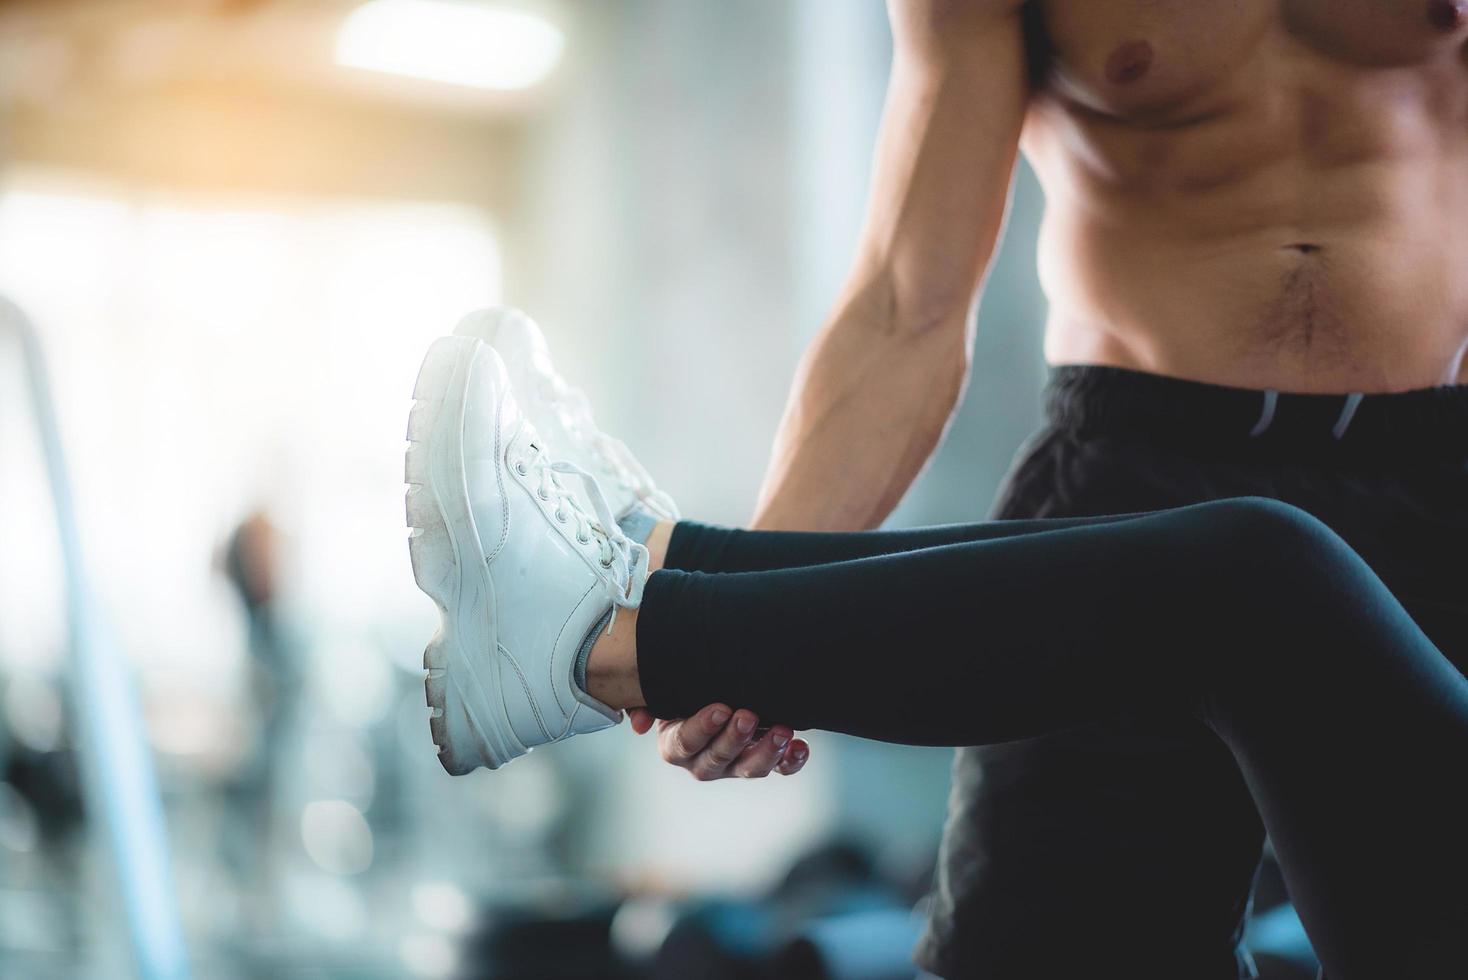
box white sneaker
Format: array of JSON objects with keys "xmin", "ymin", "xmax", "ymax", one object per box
[
  {"xmin": 405, "ymin": 335, "xmax": 647, "ymax": 773},
  {"xmin": 453, "ymin": 307, "xmax": 680, "ymax": 527}
]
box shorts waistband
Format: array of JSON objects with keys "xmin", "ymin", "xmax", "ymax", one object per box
[{"xmin": 1046, "ymin": 365, "xmax": 1468, "ymax": 462}]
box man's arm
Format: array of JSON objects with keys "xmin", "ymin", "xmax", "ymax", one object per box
[
  {"xmin": 638, "ymin": 1, "xmax": 1034, "ymax": 782},
  {"xmin": 754, "ymin": 0, "xmax": 1031, "ymax": 530}
]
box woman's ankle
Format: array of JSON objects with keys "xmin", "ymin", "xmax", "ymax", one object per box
[
  {"xmin": 587, "ymin": 607, "xmax": 646, "ymax": 709},
  {"xmin": 645, "ymin": 521, "xmax": 674, "ymax": 573}
]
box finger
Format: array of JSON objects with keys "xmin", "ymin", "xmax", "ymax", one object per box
[
  {"xmin": 732, "ymin": 726, "xmax": 793, "ymax": 778},
  {"xmin": 661, "ymin": 704, "xmax": 730, "ymax": 765},
  {"xmin": 775, "ymin": 738, "xmax": 810, "ymax": 776},
  {"xmin": 689, "ymin": 709, "xmax": 759, "ymax": 781},
  {"xmin": 628, "ymin": 708, "xmax": 655, "ymax": 735}
]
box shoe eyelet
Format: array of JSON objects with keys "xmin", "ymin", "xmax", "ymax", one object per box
[
  {"xmin": 537, "ymin": 489, "xmax": 550, "ymax": 501},
  {"xmin": 514, "ymin": 462, "xmax": 528, "ymax": 477},
  {"xmin": 554, "ymin": 509, "xmax": 567, "ymax": 523},
  {"xmin": 600, "ymin": 556, "xmax": 614, "ymax": 568},
  {"xmin": 576, "ymin": 532, "xmax": 591, "ymax": 545}
]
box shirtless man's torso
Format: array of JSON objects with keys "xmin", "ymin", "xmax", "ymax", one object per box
[{"xmin": 1028, "ymin": 0, "xmax": 1468, "ymax": 393}]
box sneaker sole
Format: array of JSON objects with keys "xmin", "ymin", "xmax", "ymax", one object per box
[{"xmin": 405, "ymin": 335, "xmax": 520, "ymax": 774}]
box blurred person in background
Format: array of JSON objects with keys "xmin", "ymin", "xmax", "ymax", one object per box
[
  {"xmin": 219, "ymin": 510, "xmax": 299, "ymax": 928},
  {"xmin": 411, "ymin": 2, "xmax": 1468, "ymax": 978}
]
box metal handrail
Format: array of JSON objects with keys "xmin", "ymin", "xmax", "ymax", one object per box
[{"xmin": 0, "ymin": 295, "xmax": 189, "ymax": 980}]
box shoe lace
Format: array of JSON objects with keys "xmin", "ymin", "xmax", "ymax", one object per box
[{"xmin": 523, "ymin": 440, "xmax": 647, "ymax": 626}]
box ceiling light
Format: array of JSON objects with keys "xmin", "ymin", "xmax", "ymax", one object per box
[{"xmin": 336, "ymin": 1, "xmax": 564, "ymax": 91}]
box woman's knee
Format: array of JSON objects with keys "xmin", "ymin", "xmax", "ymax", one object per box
[
  {"xmin": 1194, "ymin": 496, "xmax": 1353, "ymax": 572},
  {"xmin": 1188, "ymin": 497, "xmax": 1369, "ymax": 676}
]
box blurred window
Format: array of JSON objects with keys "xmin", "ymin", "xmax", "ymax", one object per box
[{"xmin": 0, "ymin": 167, "xmax": 499, "ymax": 688}]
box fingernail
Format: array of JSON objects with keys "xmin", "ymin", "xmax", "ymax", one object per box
[
  {"xmin": 772, "ymin": 733, "xmax": 789, "ymax": 749},
  {"xmin": 735, "ymin": 714, "xmax": 755, "ymax": 735},
  {"xmin": 710, "ymin": 709, "xmax": 729, "ymax": 726}
]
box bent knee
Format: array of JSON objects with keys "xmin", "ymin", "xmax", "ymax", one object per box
[
  {"xmin": 1196, "ymin": 496, "xmax": 1349, "ymax": 566},
  {"xmin": 1201, "ymin": 496, "xmax": 1316, "ymax": 529}
]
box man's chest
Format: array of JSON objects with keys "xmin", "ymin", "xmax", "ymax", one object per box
[{"xmin": 1029, "ymin": 0, "xmax": 1468, "ymax": 116}]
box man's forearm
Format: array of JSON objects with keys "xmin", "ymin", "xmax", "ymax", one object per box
[
  {"xmin": 752, "ymin": 283, "xmax": 971, "ymax": 532},
  {"xmin": 750, "ymin": 1, "xmax": 1027, "ymax": 532}
]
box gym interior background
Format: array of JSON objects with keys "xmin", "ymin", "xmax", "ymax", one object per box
[{"xmin": 0, "ymin": 2, "xmax": 1311, "ymax": 978}]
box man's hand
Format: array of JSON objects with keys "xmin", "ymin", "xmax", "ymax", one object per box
[{"xmin": 628, "ymin": 705, "xmax": 809, "ymax": 780}]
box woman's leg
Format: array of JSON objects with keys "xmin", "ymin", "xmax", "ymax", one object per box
[
  {"xmin": 635, "ymin": 513, "xmax": 1156, "ymax": 772},
  {"xmin": 660, "ymin": 512, "xmax": 1146, "ymax": 573},
  {"xmin": 595, "ymin": 497, "xmax": 1468, "ymax": 979}
]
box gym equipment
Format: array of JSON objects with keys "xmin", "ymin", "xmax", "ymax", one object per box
[{"xmin": 1, "ymin": 296, "xmax": 189, "ymax": 980}]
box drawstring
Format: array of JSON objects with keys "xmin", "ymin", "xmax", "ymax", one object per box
[
  {"xmin": 1332, "ymin": 393, "xmax": 1364, "ymax": 441},
  {"xmin": 1248, "ymin": 390, "xmax": 1366, "ymax": 441},
  {"xmin": 1249, "ymin": 390, "xmax": 1279, "ymax": 437}
]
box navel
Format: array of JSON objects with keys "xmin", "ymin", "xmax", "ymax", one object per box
[
  {"xmin": 1106, "ymin": 40, "xmax": 1155, "ymax": 85},
  {"xmin": 1427, "ymin": 0, "xmax": 1467, "ymax": 31}
]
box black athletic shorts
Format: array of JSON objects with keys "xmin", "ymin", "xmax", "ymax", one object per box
[{"xmin": 913, "ymin": 364, "xmax": 1468, "ymax": 979}]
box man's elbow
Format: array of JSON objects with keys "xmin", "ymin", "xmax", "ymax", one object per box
[
  {"xmin": 885, "ymin": 309, "xmax": 973, "ymax": 413},
  {"xmin": 875, "ymin": 263, "xmax": 978, "ymax": 341},
  {"xmin": 822, "ymin": 269, "xmax": 977, "ymax": 373},
  {"xmin": 890, "ymin": 285, "xmax": 975, "ymax": 373}
]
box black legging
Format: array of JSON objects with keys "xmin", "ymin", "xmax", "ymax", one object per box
[{"xmin": 634, "ymin": 498, "xmax": 1468, "ymax": 980}]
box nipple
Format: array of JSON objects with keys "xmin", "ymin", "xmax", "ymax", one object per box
[
  {"xmin": 1106, "ymin": 40, "xmax": 1154, "ymax": 85},
  {"xmin": 1427, "ymin": 0, "xmax": 1467, "ymax": 30}
]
